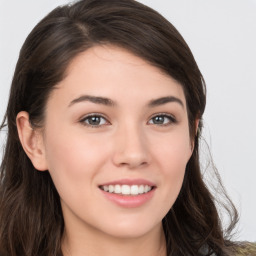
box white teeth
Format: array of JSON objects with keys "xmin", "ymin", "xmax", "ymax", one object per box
[
  {"xmin": 138, "ymin": 185, "xmax": 144, "ymax": 194},
  {"xmin": 100, "ymin": 184, "xmax": 153, "ymax": 195},
  {"xmin": 145, "ymin": 185, "xmax": 151, "ymax": 192},
  {"xmin": 114, "ymin": 185, "xmax": 121, "ymax": 194},
  {"xmin": 131, "ymin": 185, "xmax": 139, "ymax": 195},
  {"xmin": 122, "ymin": 185, "xmax": 130, "ymax": 195},
  {"xmin": 109, "ymin": 185, "xmax": 114, "ymax": 193}
]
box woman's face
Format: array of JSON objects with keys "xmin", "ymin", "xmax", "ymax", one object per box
[{"xmin": 40, "ymin": 45, "xmax": 193, "ymax": 239}]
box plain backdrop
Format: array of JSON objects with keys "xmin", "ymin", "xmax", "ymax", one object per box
[{"xmin": 0, "ymin": 0, "xmax": 255, "ymax": 241}]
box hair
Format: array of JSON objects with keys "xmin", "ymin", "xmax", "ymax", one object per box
[{"xmin": 0, "ymin": 0, "xmax": 239, "ymax": 255}]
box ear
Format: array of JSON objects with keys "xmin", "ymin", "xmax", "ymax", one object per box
[
  {"xmin": 195, "ymin": 118, "xmax": 200, "ymax": 136},
  {"xmin": 16, "ymin": 111, "xmax": 48, "ymax": 171},
  {"xmin": 190, "ymin": 118, "xmax": 200, "ymax": 152}
]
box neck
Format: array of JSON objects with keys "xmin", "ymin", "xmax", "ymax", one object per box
[{"xmin": 62, "ymin": 223, "xmax": 166, "ymax": 256}]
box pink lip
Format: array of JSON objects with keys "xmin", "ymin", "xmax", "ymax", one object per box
[
  {"xmin": 100, "ymin": 189, "xmax": 155, "ymax": 208},
  {"xmin": 98, "ymin": 179, "xmax": 156, "ymax": 208},
  {"xmin": 99, "ymin": 179, "xmax": 156, "ymax": 187}
]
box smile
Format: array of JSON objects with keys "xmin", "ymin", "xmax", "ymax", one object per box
[{"xmin": 99, "ymin": 184, "xmax": 153, "ymax": 196}]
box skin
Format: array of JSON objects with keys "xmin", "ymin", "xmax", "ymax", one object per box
[{"xmin": 17, "ymin": 45, "xmax": 194, "ymax": 256}]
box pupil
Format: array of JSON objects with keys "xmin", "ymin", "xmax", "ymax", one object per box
[
  {"xmin": 89, "ymin": 116, "xmax": 100, "ymax": 125},
  {"xmin": 154, "ymin": 116, "xmax": 164, "ymax": 124}
]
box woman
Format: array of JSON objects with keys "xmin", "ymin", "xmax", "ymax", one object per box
[{"xmin": 0, "ymin": 0, "xmax": 255, "ymax": 255}]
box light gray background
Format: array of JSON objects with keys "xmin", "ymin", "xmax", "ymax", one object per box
[{"xmin": 0, "ymin": 0, "xmax": 255, "ymax": 241}]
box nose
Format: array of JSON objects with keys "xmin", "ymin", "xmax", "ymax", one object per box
[{"xmin": 112, "ymin": 125, "xmax": 150, "ymax": 169}]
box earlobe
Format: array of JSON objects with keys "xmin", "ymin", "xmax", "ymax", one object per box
[
  {"xmin": 195, "ymin": 118, "xmax": 200, "ymax": 136},
  {"xmin": 190, "ymin": 118, "xmax": 200, "ymax": 152},
  {"xmin": 16, "ymin": 111, "xmax": 48, "ymax": 171}
]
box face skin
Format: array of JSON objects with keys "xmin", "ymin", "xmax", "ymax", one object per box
[{"xmin": 18, "ymin": 45, "xmax": 194, "ymax": 256}]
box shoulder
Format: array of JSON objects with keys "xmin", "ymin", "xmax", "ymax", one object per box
[{"xmin": 234, "ymin": 242, "xmax": 256, "ymax": 256}]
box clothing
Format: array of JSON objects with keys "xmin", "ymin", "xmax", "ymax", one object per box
[
  {"xmin": 235, "ymin": 242, "xmax": 256, "ymax": 256},
  {"xmin": 199, "ymin": 242, "xmax": 256, "ymax": 256}
]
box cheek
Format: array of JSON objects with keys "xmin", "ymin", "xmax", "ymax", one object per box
[
  {"xmin": 43, "ymin": 128, "xmax": 110, "ymax": 194},
  {"xmin": 153, "ymin": 127, "xmax": 192, "ymax": 170},
  {"xmin": 152, "ymin": 131, "xmax": 191, "ymax": 203}
]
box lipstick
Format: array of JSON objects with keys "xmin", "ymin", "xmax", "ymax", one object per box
[{"xmin": 98, "ymin": 179, "xmax": 156, "ymax": 208}]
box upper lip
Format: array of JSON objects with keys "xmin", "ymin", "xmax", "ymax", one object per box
[{"xmin": 99, "ymin": 179, "xmax": 156, "ymax": 187}]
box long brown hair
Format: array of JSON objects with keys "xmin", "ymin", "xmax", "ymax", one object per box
[{"xmin": 0, "ymin": 0, "xmax": 238, "ymax": 255}]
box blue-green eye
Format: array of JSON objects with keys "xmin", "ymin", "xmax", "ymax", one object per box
[
  {"xmin": 80, "ymin": 115, "xmax": 108, "ymax": 127},
  {"xmin": 148, "ymin": 114, "xmax": 176, "ymax": 125}
]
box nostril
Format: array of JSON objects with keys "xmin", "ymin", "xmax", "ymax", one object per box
[{"xmin": 118, "ymin": 159, "xmax": 148, "ymax": 169}]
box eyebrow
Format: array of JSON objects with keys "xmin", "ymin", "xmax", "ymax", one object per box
[
  {"xmin": 68, "ymin": 95, "xmax": 184, "ymax": 108},
  {"xmin": 148, "ymin": 96, "xmax": 184, "ymax": 108},
  {"xmin": 68, "ymin": 95, "xmax": 116, "ymax": 107}
]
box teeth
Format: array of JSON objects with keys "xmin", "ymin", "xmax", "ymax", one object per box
[
  {"xmin": 109, "ymin": 185, "xmax": 114, "ymax": 193},
  {"xmin": 138, "ymin": 185, "xmax": 144, "ymax": 194},
  {"xmin": 122, "ymin": 185, "xmax": 130, "ymax": 195},
  {"xmin": 131, "ymin": 185, "xmax": 139, "ymax": 195},
  {"xmin": 100, "ymin": 184, "xmax": 153, "ymax": 195},
  {"xmin": 114, "ymin": 185, "xmax": 121, "ymax": 194}
]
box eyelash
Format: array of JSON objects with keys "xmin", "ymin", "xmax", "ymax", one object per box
[
  {"xmin": 79, "ymin": 113, "xmax": 177, "ymax": 128},
  {"xmin": 79, "ymin": 113, "xmax": 109, "ymax": 128},
  {"xmin": 148, "ymin": 113, "xmax": 177, "ymax": 126}
]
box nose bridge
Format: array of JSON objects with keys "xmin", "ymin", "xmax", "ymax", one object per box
[{"xmin": 112, "ymin": 121, "xmax": 149, "ymax": 168}]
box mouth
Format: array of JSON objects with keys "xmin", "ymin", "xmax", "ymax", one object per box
[
  {"xmin": 98, "ymin": 179, "xmax": 156, "ymax": 207},
  {"xmin": 99, "ymin": 184, "xmax": 155, "ymax": 196}
]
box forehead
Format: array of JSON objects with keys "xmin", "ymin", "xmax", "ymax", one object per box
[
  {"xmin": 49, "ymin": 45, "xmax": 186, "ymax": 108},
  {"xmin": 66, "ymin": 45, "xmax": 171, "ymax": 81}
]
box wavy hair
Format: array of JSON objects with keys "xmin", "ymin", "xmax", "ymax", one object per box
[{"xmin": 0, "ymin": 0, "xmax": 238, "ymax": 255}]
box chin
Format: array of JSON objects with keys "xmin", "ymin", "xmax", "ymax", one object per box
[{"xmin": 98, "ymin": 215, "xmax": 163, "ymax": 239}]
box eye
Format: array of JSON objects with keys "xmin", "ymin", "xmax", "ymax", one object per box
[
  {"xmin": 148, "ymin": 114, "xmax": 176, "ymax": 126},
  {"xmin": 80, "ymin": 114, "xmax": 109, "ymax": 127}
]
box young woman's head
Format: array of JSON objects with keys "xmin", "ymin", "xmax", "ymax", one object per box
[{"xmin": 0, "ymin": 0, "xmax": 236, "ymax": 255}]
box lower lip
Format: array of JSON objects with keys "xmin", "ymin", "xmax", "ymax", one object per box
[{"xmin": 100, "ymin": 188, "xmax": 155, "ymax": 208}]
